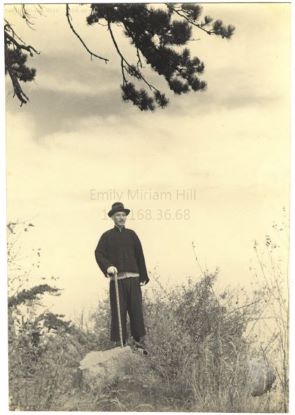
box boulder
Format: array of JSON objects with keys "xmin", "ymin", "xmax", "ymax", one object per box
[
  {"xmin": 79, "ymin": 346, "xmax": 141, "ymax": 391},
  {"xmin": 248, "ymin": 357, "xmax": 276, "ymax": 397}
]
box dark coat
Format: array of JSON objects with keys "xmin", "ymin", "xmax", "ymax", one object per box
[{"xmin": 94, "ymin": 225, "xmax": 150, "ymax": 285}]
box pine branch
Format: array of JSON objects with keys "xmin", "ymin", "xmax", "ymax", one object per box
[
  {"xmin": 5, "ymin": 30, "xmax": 40, "ymax": 56},
  {"xmin": 6, "ymin": 67, "xmax": 29, "ymax": 106},
  {"xmin": 136, "ymin": 48, "xmax": 143, "ymax": 69},
  {"xmin": 4, "ymin": 21, "xmax": 39, "ymax": 105},
  {"xmin": 65, "ymin": 4, "xmax": 109, "ymax": 63},
  {"xmin": 172, "ymin": 8, "xmax": 214, "ymax": 36},
  {"xmin": 170, "ymin": 5, "xmax": 235, "ymax": 39},
  {"xmin": 108, "ymin": 21, "xmax": 160, "ymax": 93}
]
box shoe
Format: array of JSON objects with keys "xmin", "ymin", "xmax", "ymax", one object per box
[{"xmin": 132, "ymin": 338, "xmax": 148, "ymax": 355}]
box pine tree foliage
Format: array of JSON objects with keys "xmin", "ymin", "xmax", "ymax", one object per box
[
  {"xmin": 4, "ymin": 21, "xmax": 39, "ymax": 106},
  {"xmin": 4, "ymin": 3, "xmax": 235, "ymax": 111}
]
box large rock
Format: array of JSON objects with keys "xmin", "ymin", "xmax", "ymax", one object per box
[
  {"xmin": 79, "ymin": 346, "xmax": 141, "ymax": 391},
  {"xmin": 248, "ymin": 357, "xmax": 276, "ymax": 397}
]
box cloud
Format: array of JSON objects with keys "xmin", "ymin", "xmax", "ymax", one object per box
[{"xmin": 5, "ymin": 84, "xmax": 130, "ymax": 138}]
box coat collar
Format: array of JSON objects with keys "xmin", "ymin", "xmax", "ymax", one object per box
[{"xmin": 113, "ymin": 224, "xmax": 125, "ymax": 232}]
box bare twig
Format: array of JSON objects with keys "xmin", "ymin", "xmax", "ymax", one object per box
[
  {"xmin": 5, "ymin": 31, "xmax": 40, "ymax": 56},
  {"xmin": 136, "ymin": 48, "xmax": 143, "ymax": 69},
  {"xmin": 192, "ymin": 241, "xmax": 204, "ymax": 275},
  {"xmin": 65, "ymin": 4, "xmax": 108, "ymax": 63}
]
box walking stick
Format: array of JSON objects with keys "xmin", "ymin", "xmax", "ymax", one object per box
[{"xmin": 114, "ymin": 270, "xmax": 124, "ymax": 348}]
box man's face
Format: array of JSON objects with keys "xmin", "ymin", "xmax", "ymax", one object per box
[{"xmin": 112, "ymin": 211, "xmax": 127, "ymax": 227}]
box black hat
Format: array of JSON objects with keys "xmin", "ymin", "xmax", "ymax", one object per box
[{"xmin": 108, "ymin": 202, "xmax": 130, "ymax": 217}]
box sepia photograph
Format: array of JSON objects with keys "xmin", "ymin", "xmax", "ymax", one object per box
[{"xmin": 3, "ymin": 1, "xmax": 291, "ymax": 412}]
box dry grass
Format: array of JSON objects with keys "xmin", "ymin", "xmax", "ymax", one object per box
[{"xmin": 8, "ymin": 213, "xmax": 289, "ymax": 411}]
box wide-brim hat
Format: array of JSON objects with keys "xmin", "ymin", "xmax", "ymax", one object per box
[{"xmin": 108, "ymin": 202, "xmax": 130, "ymax": 217}]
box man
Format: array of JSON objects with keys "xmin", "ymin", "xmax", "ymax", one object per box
[{"xmin": 94, "ymin": 202, "xmax": 149, "ymax": 351}]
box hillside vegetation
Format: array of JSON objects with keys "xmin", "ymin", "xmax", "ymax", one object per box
[{"xmin": 8, "ymin": 217, "xmax": 288, "ymax": 411}]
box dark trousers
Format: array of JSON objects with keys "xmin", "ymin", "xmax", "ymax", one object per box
[{"xmin": 109, "ymin": 277, "xmax": 146, "ymax": 342}]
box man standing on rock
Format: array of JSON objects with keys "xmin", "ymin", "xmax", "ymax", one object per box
[{"xmin": 95, "ymin": 202, "xmax": 149, "ymax": 351}]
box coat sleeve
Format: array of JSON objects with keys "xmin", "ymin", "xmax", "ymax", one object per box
[
  {"xmin": 94, "ymin": 233, "xmax": 113, "ymax": 277},
  {"xmin": 133, "ymin": 231, "xmax": 150, "ymax": 285}
]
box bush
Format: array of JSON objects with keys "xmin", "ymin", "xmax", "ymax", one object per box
[
  {"xmin": 8, "ymin": 292, "xmax": 100, "ymax": 410},
  {"xmin": 119, "ymin": 265, "xmax": 285, "ymax": 413}
]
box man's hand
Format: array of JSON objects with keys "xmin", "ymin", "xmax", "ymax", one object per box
[{"xmin": 107, "ymin": 266, "xmax": 118, "ymax": 277}]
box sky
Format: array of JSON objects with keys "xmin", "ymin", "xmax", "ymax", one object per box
[{"xmin": 5, "ymin": 3, "xmax": 291, "ymax": 321}]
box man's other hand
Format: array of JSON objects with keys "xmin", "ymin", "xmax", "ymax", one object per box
[{"xmin": 107, "ymin": 266, "xmax": 118, "ymax": 277}]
